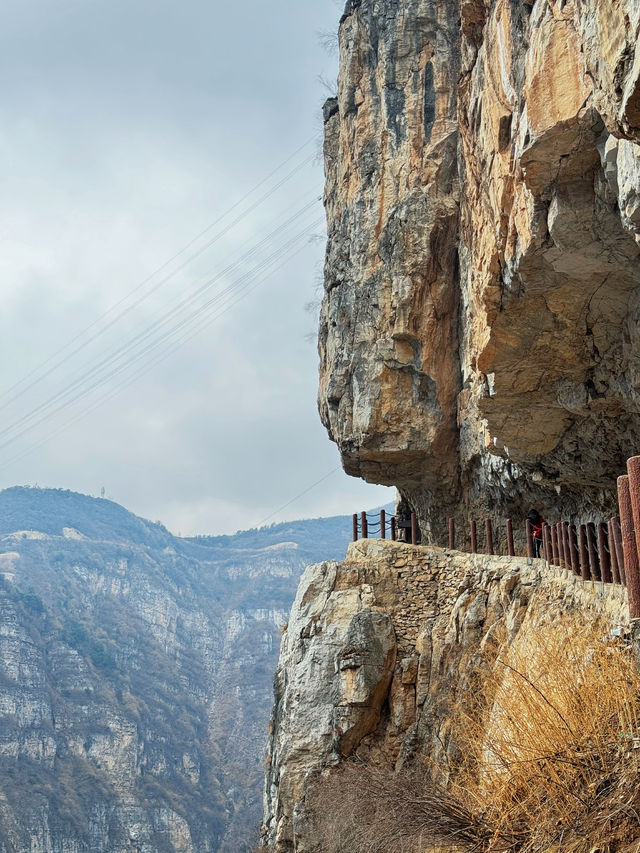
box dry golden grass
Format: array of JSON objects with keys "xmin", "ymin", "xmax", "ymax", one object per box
[
  {"xmin": 309, "ymin": 762, "xmax": 476, "ymax": 852},
  {"xmin": 309, "ymin": 618, "xmax": 640, "ymax": 852},
  {"xmin": 455, "ymin": 618, "xmax": 640, "ymax": 851}
]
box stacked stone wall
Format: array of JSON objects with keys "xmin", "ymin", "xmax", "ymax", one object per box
[{"xmin": 262, "ymin": 540, "xmax": 629, "ymax": 851}]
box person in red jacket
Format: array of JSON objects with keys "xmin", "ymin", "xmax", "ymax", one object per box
[{"xmin": 527, "ymin": 509, "xmax": 545, "ymax": 557}]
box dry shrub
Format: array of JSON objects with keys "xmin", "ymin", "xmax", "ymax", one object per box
[
  {"xmin": 456, "ymin": 618, "xmax": 640, "ymax": 851},
  {"xmin": 309, "ymin": 618, "xmax": 640, "ymax": 853},
  {"xmin": 309, "ymin": 762, "xmax": 479, "ymax": 853}
]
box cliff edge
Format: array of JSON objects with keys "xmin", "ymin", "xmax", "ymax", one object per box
[
  {"xmin": 261, "ymin": 2, "xmax": 640, "ymax": 848},
  {"xmin": 261, "ymin": 541, "xmax": 628, "ymax": 851},
  {"xmin": 319, "ymin": 0, "xmax": 640, "ymax": 538}
]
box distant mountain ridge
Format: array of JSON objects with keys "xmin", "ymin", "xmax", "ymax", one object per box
[
  {"xmin": 0, "ymin": 485, "xmax": 362, "ymax": 555},
  {"xmin": 0, "ymin": 485, "xmax": 369, "ymax": 852},
  {"xmin": 0, "ymin": 486, "xmax": 173, "ymax": 546}
]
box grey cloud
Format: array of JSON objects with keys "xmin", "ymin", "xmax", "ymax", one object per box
[{"xmin": 0, "ymin": 0, "xmax": 395, "ymax": 534}]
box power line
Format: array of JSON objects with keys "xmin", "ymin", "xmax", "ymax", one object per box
[
  {"xmin": 0, "ymin": 139, "xmax": 317, "ymax": 409},
  {"xmin": 255, "ymin": 467, "xmax": 342, "ymax": 528},
  {"xmin": 0, "ymin": 202, "xmax": 322, "ymax": 448},
  {"xmin": 0, "ymin": 231, "xmax": 317, "ymax": 467},
  {"xmin": 0, "ymin": 216, "xmax": 324, "ymax": 461},
  {"xmin": 0, "ymin": 218, "xmax": 322, "ymax": 452}
]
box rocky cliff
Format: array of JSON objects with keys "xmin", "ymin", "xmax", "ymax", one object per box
[
  {"xmin": 319, "ymin": 0, "xmax": 640, "ymax": 539},
  {"xmin": 0, "ymin": 487, "xmax": 354, "ymax": 852},
  {"xmin": 261, "ymin": 540, "xmax": 629, "ymax": 851},
  {"xmin": 260, "ymin": 3, "xmax": 640, "ymax": 848}
]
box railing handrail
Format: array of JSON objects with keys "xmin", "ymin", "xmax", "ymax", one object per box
[{"xmin": 350, "ymin": 452, "xmax": 640, "ymax": 617}]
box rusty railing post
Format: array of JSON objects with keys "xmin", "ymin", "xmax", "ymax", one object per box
[
  {"xmin": 390, "ymin": 516, "xmax": 396, "ymax": 541},
  {"xmin": 563, "ymin": 522, "xmax": 572, "ymax": 570},
  {"xmin": 506, "ymin": 519, "xmax": 515, "ymax": 556},
  {"xmin": 560, "ymin": 522, "xmax": 568, "ymax": 568},
  {"xmin": 448, "ymin": 517, "xmax": 455, "ymax": 550},
  {"xmin": 618, "ymin": 475, "xmax": 640, "ymax": 618},
  {"xmin": 557, "ymin": 523, "xmax": 564, "ymax": 567},
  {"xmin": 526, "ymin": 519, "xmax": 534, "ymax": 558},
  {"xmin": 608, "ymin": 518, "xmax": 621, "ymax": 584},
  {"xmin": 542, "ymin": 523, "xmax": 551, "ymax": 563},
  {"xmin": 587, "ymin": 522, "xmax": 601, "ymax": 581},
  {"xmin": 485, "ymin": 519, "xmax": 494, "ymax": 555},
  {"xmin": 578, "ymin": 524, "xmax": 590, "ymax": 580},
  {"xmin": 411, "ymin": 513, "xmax": 418, "ymax": 546},
  {"xmin": 380, "ymin": 509, "xmax": 386, "ymax": 540},
  {"xmin": 626, "ymin": 456, "xmax": 640, "ymax": 601},
  {"xmin": 568, "ymin": 524, "xmax": 579, "ymax": 574},
  {"xmin": 361, "ymin": 511, "xmax": 368, "ymax": 539},
  {"xmin": 598, "ymin": 522, "xmax": 612, "ymax": 584},
  {"xmin": 557, "ymin": 523, "xmax": 565, "ymax": 566},
  {"xmin": 560, "ymin": 522, "xmax": 569, "ymax": 569},
  {"xmin": 555, "ymin": 523, "xmax": 562, "ymax": 566},
  {"xmin": 628, "ymin": 456, "xmax": 640, "ymax": 561},
  {"xmin": 470, "ymin": 520, "xmax": 477, "ymax": 554},
  {"xmin": 612, "ymin": 516, "xmax": 626, "ymax": 585},
  {"xmin": 352, "ymin": 513, "xmax": 358, "ymax": 542},
  {"xmin": 553, "ymin": 523, "xmax": 561, "ymax": 566},
  {"xmin": 551, "ymin": 524, "xmax": 560, "ymax": 566}
]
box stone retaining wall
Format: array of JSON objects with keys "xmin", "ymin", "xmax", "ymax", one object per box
[{"xmin": 262, "ymin": 540, "xmax": 629, "ymax": 851}]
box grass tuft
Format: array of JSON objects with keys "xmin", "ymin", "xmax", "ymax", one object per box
[{"xmin": 309, "ymin": 618, "xmax": 640, "ymax": 852}]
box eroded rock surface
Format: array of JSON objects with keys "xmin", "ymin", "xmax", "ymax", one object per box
[
  {"xmin": 319, "ymin": 0, "xmax": 640, "ymax": 537},
  {"xmin": 262, "ymin": 540, "xmax": 628, "ymax": 851},
  {"xmin": 0, "ymin": 487, "xmax": 355, "ymax": 853}
]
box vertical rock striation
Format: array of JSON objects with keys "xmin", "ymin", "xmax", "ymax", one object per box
[
  {"xmin": 320, "ymin": 0, "xmax": 463, "ymax": 530},
  {"xmin": 267, "ymin": 8, "xmax": 640, "ymax": 845},
  {"xmin": 0, "ymin": 488, "xmax": 355, "ymax": 852},
  {"xmin": 319, "ymin": 0, "xmax": 640, "ymax": 537}
]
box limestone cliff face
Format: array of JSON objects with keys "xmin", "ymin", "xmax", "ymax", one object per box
[
  {"xmin": 261, "ymin": 541, "xmax": 628, "ymax": 851},
  {"xmin": 319, "ymin": 0, "xmax": 640, "ymax": 537}
]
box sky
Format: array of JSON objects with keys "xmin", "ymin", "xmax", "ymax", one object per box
[{"xmin": 0, "ymin": 0, "xmax": 395, "ymax": 535}]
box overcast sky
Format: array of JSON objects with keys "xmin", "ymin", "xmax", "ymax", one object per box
[{"xmin": 0, "ymin": 0, "xmax": 394, "ymax": 535}]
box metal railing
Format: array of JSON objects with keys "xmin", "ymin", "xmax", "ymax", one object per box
[
  {"xmin": 352, "ymin": 454, "xmax": 640, "ymax": 619},
  {"xmin": 352, "ymin": 510, "xmax": 418, "ymax": 544},
  {"xmin": 537, "ymin": 519, "xmax": 622, "ymax": 583}
]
